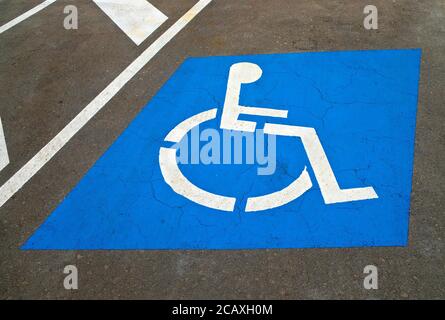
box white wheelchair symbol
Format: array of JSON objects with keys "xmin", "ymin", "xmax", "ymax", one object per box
[{"xmin": 159, "ymin": 62, "xmax": 378, "ymax": 212}]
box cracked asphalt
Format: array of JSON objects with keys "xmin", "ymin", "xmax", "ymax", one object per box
[{"xmin": 0, "ymin": 0, "xmax": 444, "ymax": 299}]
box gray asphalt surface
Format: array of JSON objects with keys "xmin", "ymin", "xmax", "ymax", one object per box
[{"xmin": 0, "ymin": 0, "xmax": 444, "ymax": 299}]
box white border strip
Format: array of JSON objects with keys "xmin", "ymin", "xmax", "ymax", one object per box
[
  {"xmin": 0, "ymin": 0, "xmax": 58, "ymax": 34},
  {"xmin": 0, "ymin": 0, "xmax": 213, "ymax": 208},
  {"xmin": 0, "ymin": 117, "xmax": 10, "ymax": 171}
]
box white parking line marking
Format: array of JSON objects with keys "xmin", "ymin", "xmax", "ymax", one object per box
[
  {"xmin": 0, "ymin": 0, "xmax": 213, "ymax": 208},
  {"xmin": 0, "ymin": 0, "xmax": 57, "ymax": 35},
  {"xmin": 93, "ymin": 0, "xmax": 168, "ymax": 46},
  {"xmin": 0, "ymin": 118, "xmax": 9, "ymax": 172}
]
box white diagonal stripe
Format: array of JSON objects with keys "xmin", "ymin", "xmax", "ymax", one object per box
[{"xmin": 0, "ymin": 0, "xmax": 57, "ymax": 34}]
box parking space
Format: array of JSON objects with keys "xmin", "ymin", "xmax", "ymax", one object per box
[{"xmin": 0, "ymin": 0, "xmax": 444, "ymax": 299}]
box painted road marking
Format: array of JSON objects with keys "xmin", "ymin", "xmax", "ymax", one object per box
[
  {"xmin": 23, "ymin": 49, "xmax": 421, "ymax": 250},
  {"xmin": 0, "ymin": 118, "xmax": 9, "ymax": 172},
  {"xmin": 263, "ymin": 123, "xmax": 378, "ymax": 204},
  {"xmin": 0, "ymin": 0, "xmax": 213, "ymax": 208},
  {"xmin": 160, "ymin": 62, "xmax": 377, "ymax": 212},
  {"xmin": 0, "ymin": 0, "xmax": 57, "ymax": 34},
  {"xmin": 220, "ymin": 62, "xmax": 288, "ymax": 132},
  {"xmin": 93, "ymin": 0, "xmax": 168, "ymax": 46},
  {"xmin": 160, "ymin": 108, "xmax": 237, "ymax": 212}
]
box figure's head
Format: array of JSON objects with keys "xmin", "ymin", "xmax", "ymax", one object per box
[{"xmin": 229, "ymin": 62, "xmax": 263, "ymax": 84}]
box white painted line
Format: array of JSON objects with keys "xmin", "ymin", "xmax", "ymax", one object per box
[
  {"xmin": 0, "ymin": 0, "xmax": 213, "ymax": 208},
  {"xmin": 0, "ymin": 0, "xmax": 57, "ymax": 34},
  {"xmin": 93, "ymin": 0, "xmax": 168, "ymax": 46},
  {"xmin": 0, "ymin": 118, "xmax": 10, "ymax": 172}
]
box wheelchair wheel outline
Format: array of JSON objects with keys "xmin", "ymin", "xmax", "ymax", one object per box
[{"xmin": 159, "ymin": 108, "xmax": 314, "ymax": 212}]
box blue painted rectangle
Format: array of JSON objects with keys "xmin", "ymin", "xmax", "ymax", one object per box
[{"xmin": 23, "ymin": 49, "xmax": 421, "ymax": 249}]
